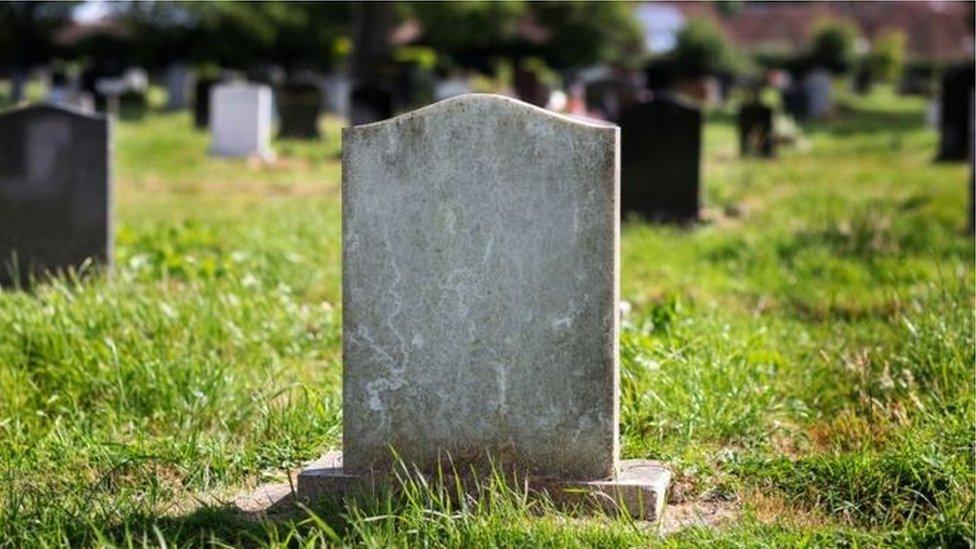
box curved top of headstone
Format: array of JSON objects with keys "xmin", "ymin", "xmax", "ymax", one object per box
[
  {"xmin": 348, "ymin": 93, "xmax": 617, "ymax": 133},
  {"xmin": 0, "ymin": 102, "xmax": 106, "ymax": 122}
]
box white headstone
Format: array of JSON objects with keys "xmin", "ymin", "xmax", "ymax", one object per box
[{"xmin": 209, "ymin": 83, "xmax": 274, "ymax": 159}]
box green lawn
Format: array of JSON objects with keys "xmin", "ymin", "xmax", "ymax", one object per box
[{"xmin": 0, "ymin": 89, "xmax": 973, "ymax": 547}]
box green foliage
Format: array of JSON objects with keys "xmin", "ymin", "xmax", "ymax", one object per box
[
  {"xmin": 530, "ymin": 1, "xmax": 644, "ymax": 69},
  {"xmin": 807, "ymin": 18, "xmax": 860, "ymax": 73},
  {"xmin": 0, "ymin": 1, "xmax": 76, "ymax": 68},
  {"xmin": 671, "ymin": 18, "xmax": 743, "ymax": 76},
  {"xmin": 865, "ymin": 29, "xmax": 907, "ymax": 83}
]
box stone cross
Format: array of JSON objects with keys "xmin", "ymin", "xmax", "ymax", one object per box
[
  {"xmin": 618, "ymin": 94, "xmax": 702, "ymax": 223},
  {"xmin": 209, "ymin": 83, "xmax": 274, "ymax": 159},
  {"xmin": 298, "ymin": 94, "xmax": 670, "ymax": 520},
  {"xmin": 0, "ymin": 104, "xmax": 112, "ymax": 287}
]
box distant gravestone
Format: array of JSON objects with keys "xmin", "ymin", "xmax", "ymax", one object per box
[
  {"xmin": 937, "ymin": 64, "xmax": 975, "ymax": 161},
  {"xmin": 210, "ymin": 83, "xmax": 274, "ymax": 159},
  {"xmin": 0, "ymin": 104, "xmax": 111, "ymax": 286},
  {"xmin": 277, "ymin": 81, "xmax": 322, "ymax": 139},
  {"xmin": 193, "ymin": 77, "xmax": 218, "ymax": 129},
  {"xmin": 297, "ymin": 94, "xmax": 670, "ymax": 520},
  {"xmin": 165, "ymin": 63, "xmax": 191, "ymax": 110},
  {"xmin": 803, "ymin": 69, "xmax": 833, "ymax": 119},
  {"xmin": 738, "ymin": 102, "xmax": 775, "ymax": 158},
  {"xmin": 350, "ymin": 84, "xmax": 393, "ymax": 125},
  {"xmin": 782, "ymin": 84, "xmax": 808, "ymax": 120},
  {"xmin": 618, "ymin": 95, "xmax": 702, "ymax": 222}
]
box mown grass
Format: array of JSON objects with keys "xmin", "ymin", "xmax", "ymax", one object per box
[{"xmin": 0, "ymin": 85, "xmax": 972, "ymax": 546}]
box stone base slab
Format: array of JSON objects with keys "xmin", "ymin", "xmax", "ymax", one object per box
[{"xmin": 296, "ymin": 451, "xmax": 671, "ymax": 522}]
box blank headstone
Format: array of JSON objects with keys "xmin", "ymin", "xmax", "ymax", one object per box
[
  {"xmin": 803, "ymin": 69, "xmax": 833, "ymax": 119},
  {"xmin": 193, "ymin": 77, "xmax": 217, "ymax": 129},
  {"xmin": 165, "ymin": 63, "xmax": 191, "ymax": 111},
  {"xmin": 350, "ymin": 84, "xmax": 394, "ymax": 125},
  {"xmin": 210, "ymin": 83, "xmax": 274, "ymax": 158},
  {"xmin": 342, "ymin": 94, "xmax": 619, "ymax": 478},
  {"xmin": 618, "ymin": 95, "xmax": 702, "ymax": 222},
  {"xmin": 0, "ymin": 104, "xmax": 111, "ymax": 286},
  {"xmin": 937, "ymin": 64, "xmax": 975, "ymax": 161},
  {"xmin": 738, "ymin": 102, "xmax": 775, "ymax": 158},
  {"xmin": 277, "ymin": 81, "xmax": 322, "ymax": 139}
]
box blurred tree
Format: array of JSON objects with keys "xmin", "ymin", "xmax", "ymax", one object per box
[
  {"xmin": 865, "ymin": 28, "xmax": 906, "ymax": 83},
  {"xmin": 408, "ymin": 1, "xmax": 642, "ymax": 71},
  {"xmin": 671, "ymin": 18, "xmax": 740, "ymax": 76},
  {"xmin": 0, "ymin": 1, "xmax": 76, "ymax": 101},
  {"xmin": 530, "ymin": 2, "xmax": 644, "ymax": 69},
  {"xmin": 806, "ymin": 18, "xmax": 859, "ymax": 73},
  {"xmin": 118, "ymin": 2, "xmax": 354, "ymax": 71},
  {"xmin": 407, "ymin": 1, "xmax": 525, "ymax": 71}
]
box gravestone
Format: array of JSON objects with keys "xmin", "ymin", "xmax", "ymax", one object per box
[
  {"xmin": 350, "ymin": 84, "xmax": 394, "ymax": 125},
  {"xmin": 803, "ymin": 69, "xmax": 833, "ymax": 119},
  {"xmin": 0, "ymin": 104, "xmax": 111, "ymax": 287},
  {"xmin": 782, "ymin": 84, "xmax": 808, "ymax": 120},
  {"xmin": 210, "ymin": 83, "xmax": 274, "ymax": 159},
  {"xmin": 277, "ymin": 80, "xmax": 322, "ymax": 139},
  {"xmin": 937, "ymin": 64, "xmax": 975, "ymax": 161},
  {"xmin": 297, "ymin": 94, "xmax": 670, "ymax": 520},
  {"xmin": 193, "ymin": 77, "xmax": 218, "ymax": 129},
  {"xmin": 738, "ymin": 102, "xmax": 775, "ymax": 158},
  {"xmin": 618, "ymin": 94, "xmax": 702, "ymax": 222},
  {"xmin": 165, "ymin": 63, "xmax": 191, "ymax": 110}
]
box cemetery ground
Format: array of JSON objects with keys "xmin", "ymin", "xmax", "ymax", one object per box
[{"xmin": 0, "ymin": 88, "xmax": 972, "ymax": 546}]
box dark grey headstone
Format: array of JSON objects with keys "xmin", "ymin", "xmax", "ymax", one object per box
[
  {"xmin": 937, "ymin": 64, "xmax": 975, "ymax": 162},
  {"xmin": 738, "ymin": 102, "xmax": 775, "ymax": 158},
  {"xmin": 194, "ymin": 77, "xmax": 218, "ymax": 129},
  {"xmin": 0, "ymin": 104, "xmax": 112, "ymax": 287},
  {"xmin": 350, "ymin": 85, "xmax": 394, "ymax": 125},
  {"xmin": 277, "ymin": 81, "xmax": 322, "ymax": 139},
  {"xmin": 618, "ymin": 95, "xmax": 702, "ymax": 223}
]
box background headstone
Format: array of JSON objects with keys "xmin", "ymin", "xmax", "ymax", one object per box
[
  {"xmin": 342, "ymin": 94, "xmax": 619, "ymax": 479},
  {"xmin": 618, "ymin": 94, "xmax": 702, "ymax": 222},
  {"xmin": 194, "ymin": 77, "xmax": 218, "ymax": 129},
  {"xmin": 350, "ymin": 85, "xmax": 394, "ymax": 125},
  {"xmin": 803, "ymin": 69, "xmax": 833, "ymax": 119},
  {"xmin": 937, "ymin": 64, "xmax": 976, "ymax": 161},
  {"xmin": 0, "ymin": 104, "xmax": 111, "ymax": 286},
  {"xmin": 738, "ymin": 102, "xmax": 775, "ymax": 158},
  {"xmin": 165, "ymin": 63, "xmax": 192, "ymax": 111},
  {"xmin": 210, "ymin": 83, "xmax": 274, "ymax": 158},
  {"xmin": 277, "ymin": 79, "xmax": 323, "ymax": 139}
]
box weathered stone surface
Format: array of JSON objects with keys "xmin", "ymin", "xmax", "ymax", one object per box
[
  {"xmin": 342, "ymin": 94, "xmax": 619, "ymax": 479},
  {"xmin": 618, "ymin": 94, "xmax": 702, "ymax": 222},
  {"xmin": 0, "ymin": 104, "xmax": 112, "ymax": 286},
  {"xmin": 297, "ymin": 452, "xmax": 671, "ymax": 521},
  {"xmin": 210, "ymin": 83, "xmax": 274, "ymax": 158}
]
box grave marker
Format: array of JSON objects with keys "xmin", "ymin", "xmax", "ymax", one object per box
[
  {"xmin": 209, "ymin": 83, "xmax": 274, "ymax": 159},
  {"xmin": 618, "ymin": 94, "xmax": 702, "ymax": 223},
  {"xmin": 277, "ymin": 80, "xmax": 323, "ymax": 139},
  {"xmin": 937, "ymin": 64, "xmax": 975, "ymax": 161},
  {"xmin": 803, "ymin": 69, "xmax": 833, "ymax": 119},
  {"xmin": 298, "ymin": 94, "xmax": 670, "ymax": 520},
  {"xmin": 0, "ymin": 104, "xmax": 111, "ymax": 286},
  {"xmin": 738, "ymin": 102, "xmax": 775, "ymax": 158}
]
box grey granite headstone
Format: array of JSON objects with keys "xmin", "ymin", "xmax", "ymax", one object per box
[
  {"xmin": 342, "ymin": 93, "xmax": 618, "ymax": 478},
  {"xmin": 803, "ymin": 69, "xmax": 833, "ymax": 119},
  {"xmin": 299, "ymin": 94, "xmax": 671, "ymax": 520},
  {"xmin": 0, "ymin": 104, "xmax": 112, "ymax": 287}
]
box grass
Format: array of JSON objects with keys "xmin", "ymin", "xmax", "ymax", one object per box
[{"xmin": 0, "ymin": 85, "xmax": 973, "ymax": 546}]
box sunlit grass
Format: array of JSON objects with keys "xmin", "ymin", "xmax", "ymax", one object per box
[{"xmin": 0, "ymin": 88, "xmax": 972, "ymax": 546}]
